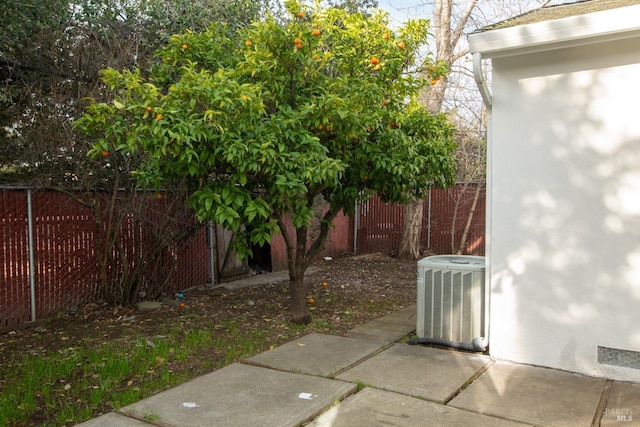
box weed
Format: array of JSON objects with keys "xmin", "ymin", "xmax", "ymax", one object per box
[
  {"xmin": 143, "ymin": 413, "xmax": 161, "ymax": 421},
  {"xmin": 354, "ymin": 379, "xmax": 369, "ymax": 391},
  {"xmin": 312, "ymin": 319, "xmax": 330, "ymax": 330}
]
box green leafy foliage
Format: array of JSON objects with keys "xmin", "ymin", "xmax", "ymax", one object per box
[
  {"xmin": 0, "ymin": 0, "xmax": 271, "ymax": 184},
  {"xmin": 77, "ymin": 1, "xmax": 457, "ymax": 312}
]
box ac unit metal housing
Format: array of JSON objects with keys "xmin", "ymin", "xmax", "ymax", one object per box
[{"xmin": 417, "ymin": 255, "xmax": 486, "ymax": 345}]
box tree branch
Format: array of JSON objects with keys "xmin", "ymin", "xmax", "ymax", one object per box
[
  {"xmin": 451, "ymin": 48, "xmax": 470, "ymax": 64},
  {"xmin": 306, "ymin": 203, "xmax": 341, "ymax": 262},
  {"xmin": 451, "ymin": 0, "xmax": 479, "ymax": 50},
  {"xmin": 277, "ymin": 217, "xmax": 293, "ymax": 252}
]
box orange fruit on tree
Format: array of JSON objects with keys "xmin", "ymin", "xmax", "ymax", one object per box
[
  {"xmin": 156, "ymin": 114, "xmax": 163, "ymax": 121},
  {"xmin": 325, "ymin": 125, "xmax": 331, "ymax": 132},
  {"xmin": 312, "ymin": 28, "xmax": 320, "ymax": 36},
  {"xmin": 374, "ymin": 64, "xmax": 381, "ymax": 71},
  {"xmin": 308, "ymin": 298, "xmax": 315, "ymax": 304},
  {"xmin": 297, "ymin": 11, "xmax": 304, "ymax": 18},
  {"xmin": 294, "ymin": 38, "xmax": 302, "ymax": 45},
  {"xmin": 182, "ymin": 44, "xmax": 188, "ymax": 50},
  {"xmin": 245, "ymin": 40, "xmax": 252, "ymax": 47},
  {"xmin": 381, "ymin": 99, "xmax": 389, "ymax": 106},
  {"xmin": 370, "ymin": 56, "xmax": 380, "ymax": 65},
  {"xmin": 431, "ymin": 79, "xmax": 438, "ymax": 85},
  {"xmin": 146, "ymin": 106, "xmax": 153, "ymax": 112},
  {"xmin": 383, "ymin": 32, "xmax": 390, "ymax": 40},
  {"xmin": 397, "ymin": 40, "xmax": 405, "ymax": 49}
]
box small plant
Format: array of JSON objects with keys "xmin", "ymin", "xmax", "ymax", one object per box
[
  {"xmin": 355, "ymin": 379, "xmax": 370, "ymax": 391},
  {"xmin": 400, "ymin": 334, "xmax": 419, "ymax": 344},
  {"xmin": 312, "ymin": 319, "xmax": 330, "ymax": 330}
]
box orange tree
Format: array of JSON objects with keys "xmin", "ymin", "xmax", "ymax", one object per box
[{"xmin": 76, "ymin": 0, "xmax": 456, "ymax": 323}]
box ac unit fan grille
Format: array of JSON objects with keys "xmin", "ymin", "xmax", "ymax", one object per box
[{"xmin": 424, "ymin": 269, "xmax": 476, "ymax": 342}]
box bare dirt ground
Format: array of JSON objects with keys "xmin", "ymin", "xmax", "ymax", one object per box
[{"xmin": 0, "ymin": 252, "xmax": 418, "ymax": 376}]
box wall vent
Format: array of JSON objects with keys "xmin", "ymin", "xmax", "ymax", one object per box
[{"xmin": 598, "ymin": 346, "xmax": 640, "ymax": 370}]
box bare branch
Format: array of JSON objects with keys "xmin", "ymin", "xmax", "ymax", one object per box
[{"xmin": 451, "ymin": 0, "xmax": 479, "ymax": 50}]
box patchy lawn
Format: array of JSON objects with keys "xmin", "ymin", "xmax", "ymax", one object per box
[{"xmin": 0, "ymin": 253, "xmax": 418, "ymax": 426}]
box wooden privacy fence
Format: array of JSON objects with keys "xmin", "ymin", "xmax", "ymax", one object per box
[
  {"xmin": 1, "ymin": 183, "xmax": 485, "ymax": 328},
  {"xmin": 355, "ymin": 182, "xmax": 486, "ymax": 256}
]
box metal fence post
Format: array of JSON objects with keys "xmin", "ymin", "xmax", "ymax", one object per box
[
  {"xmin": 207, "ymin": 221, "xmax": 216, "ymax": 286},
  {"xmin": 27, "ymin": 189, "xmax": 37, "ymax": 321},
  {"xmin": 353, "ymin": 200, "xmax": 359, "ymax": 254}
]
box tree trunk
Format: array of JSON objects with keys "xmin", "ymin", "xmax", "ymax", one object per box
[
  {"xmin": 279, "ymin": 198, "xmax": 340, "ymax": 324},
  {"xmin": 398, "ymin": 199, "xmax": 423, "ymax": 259},
  {"xmin": 399, "ymin": 0, "xmax": 462, "ymax": 259},
  {"xmin": 280, "ymin": 222, "xmax": 312, "ymax": 324},
  {"xmin": 455, "ymin": 181, "xmax": 482, "ymax": 255},
  {"xmin": 288, "ymin": 264, "xmax": 310, "ymax": 324},
  {"xmin": 450, "ymin": 181, "xmax": 467, "ymax": 253}
]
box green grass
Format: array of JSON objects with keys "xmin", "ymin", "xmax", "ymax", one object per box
[{"xmin": 0, "ymin": 320, "xmax": 271, "ymax": 426}]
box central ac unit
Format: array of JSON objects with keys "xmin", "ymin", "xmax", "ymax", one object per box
[{"xmin": 416, "ymin": 255, "xmax": 486, "ymax": 351}]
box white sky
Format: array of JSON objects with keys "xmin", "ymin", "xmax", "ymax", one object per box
[
  {"xmin": 376, "ymin": 0, "xmax": 574, "ymax": 30},
  {"xmin": 377, "ymin": 0, "xmax": 434, "ymax": 28}
]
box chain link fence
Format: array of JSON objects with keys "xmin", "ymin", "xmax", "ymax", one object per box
[{"xmin": 1, "ymin": 188, "xmax": 209, "ymax": 328}]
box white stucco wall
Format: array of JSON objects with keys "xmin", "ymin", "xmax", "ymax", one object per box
[{"xmin": 488, "ymin": 36, "xmax": 640, "ymax": 381}]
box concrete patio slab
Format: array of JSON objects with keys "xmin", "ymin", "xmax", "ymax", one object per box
[
  {"xmin": 307, "ymin": 387, "xmax": 531, "ymax": 427},
  {"xmin": 345, "ymin": 319, "xmax": 414, "ymax": 343},
  {"xmin": 601, "ymin": 381, "xmax": 640, "ymax": 426},
  {"xmin": 449, "ymin": 360, "xmax": 606, "ymax": 427},
  {"xmin": 371, "ymin": 304, "xmax": 417, "ymax": 326},
  {"xmin": 120, "ymin": 363, "xmax": 356, "ymax": 427},
  {"xmin": 344, "ymin": 305, "xmax": 416, "ymax": 342},
  {"xmin": 246, "ymin": 333, "xmax": 386, "ymax": 377},
  {"xmin": 75, "ymin": 412, "xmax": 151, "ymax": 426},
  {"xmin": 336, "ymin": 344, "xmax": 491, "ymax": 403},
  {"xmin": 75, "ymin": 303, "xmax": 637, "ymax": 427}
]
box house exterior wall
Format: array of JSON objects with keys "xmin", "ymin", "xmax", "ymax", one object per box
[{"xmin": 489, "ymin": 36, "xmax": 640, "ymax": 381}]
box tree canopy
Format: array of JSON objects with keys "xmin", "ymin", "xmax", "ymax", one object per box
[
  {"xmin": 76, "ymin": 0, "xmax": 457, "ymax": 322},
  {"xmin": 0, "ymin": 0, "xmax": 271, "ymax": 184}
]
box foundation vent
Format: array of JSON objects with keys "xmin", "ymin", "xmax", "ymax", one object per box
[{"xmin": 598, "ymin": 346, "xmax": 640, "ymax": 370}]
